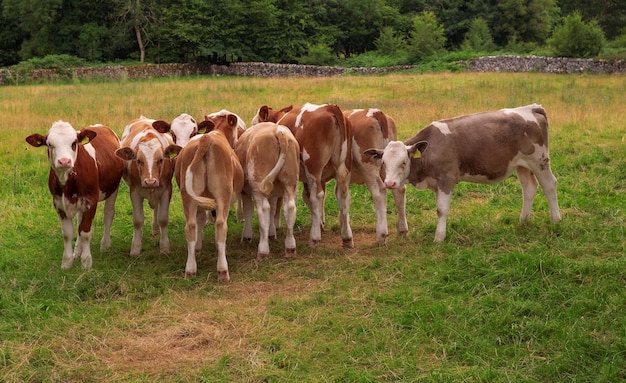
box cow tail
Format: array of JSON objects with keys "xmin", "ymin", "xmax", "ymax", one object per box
[
  {"xmin": 332, "ymin": 105, "xmax": 351, "ymax": 181},
  {"xmin": 532, "ymin": 105, "xmax": 550, "ymax": 147},
  {"xmin": 259, "ymin": 131, "xmax": 289, "ymax": 196},
  {"xmin": 185, "ymin": 138, "xmax": 217, "ymax": 210}
]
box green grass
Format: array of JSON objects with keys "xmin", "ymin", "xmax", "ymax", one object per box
[{"xmin": 0, "ymin": 73, "xmax": 624, "ymax": 382}]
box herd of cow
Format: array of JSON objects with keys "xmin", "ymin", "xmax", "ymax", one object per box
[{"xmin": 26, "ymin": 103, "xmax": 562, "ymax": 281}]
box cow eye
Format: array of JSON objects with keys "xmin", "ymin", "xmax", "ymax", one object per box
[{"xmin": 71, "ymin": 141, "xmax": 77, "ymax": 151}]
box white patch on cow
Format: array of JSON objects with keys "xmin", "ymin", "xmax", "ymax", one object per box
[
  {"xmin": 366, "ymin": 108, "xmax": 381, "ymax": 118},
  {"xmin": 137, "ymin": 138, "xmax": 162, "ymax": 179},
  {"xmin": 380, "ymin": 141, "xmax": 412, "ymax": 188},
  {"xmin": 170, "ymin": 113, "xmax": 197, "ymax": 148},
  {"xmin": 295, "ymin": 103, "xmax": 325, "ymax": 129},
  {"xmin": 276, "ymin": 125, "xmax": 291, "ymax": 135},
  {"xmin": 432, "ymin": 121, "xmax": 452, "ymax": 136},
  {"xmin": 208, "ymin": 109, "xmax": 246, "ymax": 132},
  {"xmin": 348, "ymin": 109, "xmax": 363, "ymax": 118},
  {"xmin": 246, "ymin": 156, "xmax": 257, "ymax": 179},
  {"xmin": 301, "ymin": 147, "xmax": 311, "ymax": 162},
  {"xmin": 501, "ymin": 104, "xmax": 540, "ymax": 123},
  {"xmin": 84, "ymin": 143, "xmax": 96, "ymax": 160},
  {"xmin": 129, "ymin": 128, "xmax": 169, "ymax": 149}
]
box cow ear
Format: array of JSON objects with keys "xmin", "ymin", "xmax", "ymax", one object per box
[
  {"xmin": 78, "ymin": 129, "xmax": 97, "ymax": 145},
  {"xmin": 281, "ymin": 105, "xmax": 293, "ymax": 113},
  {"xmin": 115, "ymin": 147, "xmax": 136, "ymax": 161},
  {"xmin": 408, "ymin": 141, "xmax": 428, "ymax": 159},
  {"xmin": 25, "ymin": 133, "xmax": 47, "ymax": 147},
  {"xmin": 227, "ymin": 114, "xmax": 238, "ymax": 127},
  {"xmin": 258, "ymin": 106, "xmax": 269, "ymax": 121},
  {"xmin": 198, "ymin": 120, "xmax": 215, "ymax": 134},
  {"xmin": 152, "ymin": 120, "xmax": 171, "ymax": 133},
  {"xmin": 363, "ymin": 148, "xmax": 384, "ymax": 161},
  {"xmin": 164, "ymin": 144, "xmax": 182, "ymax": 159}
]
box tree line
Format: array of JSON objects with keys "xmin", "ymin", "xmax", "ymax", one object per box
[{"xmin": 0, "ymin": 0, "xmax": 624, "ymax": 68}]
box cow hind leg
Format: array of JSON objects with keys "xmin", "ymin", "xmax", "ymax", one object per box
[
  {"xmin": 434, "ymin": 188, "xmax": 453, "ymax": 243},
  {"xmin": 283, "ymin": 190, "xmax": 297, "ymax": 257},
  {"xmin": 214, "ymin": 204, "xmax": 230, "ymax": 282},
  {"xmin": 195, "ymin": 209, "xmax": 207, "ymax": 253},
  {"xmin": 305, "ymin": 180, "xmax": 324, "ymax": 247},
  {"xmin": 334, "ymin": 175, "xmax": 353, "ymax": 248},
  {"xmin": 516, "ymin": 166, "xmax": 538, "ymax": 222},
  {"xmin": 534, "ymin": 166, "xmax": 562, "ymax": 223},
  {"xmin": 254, "ymin": 192, "xmax": 271, "ymax": 260},
  {"xmin": 241, "ymin": 193, "xmax": 255, "ymax": 242},
  {"xmin": 100, "ymin": 190, "xmax": 118, "ymax": 251}
]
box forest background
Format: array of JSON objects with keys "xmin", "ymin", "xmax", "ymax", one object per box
[{"xmin": 1, "ymin": 0, "xmax": 625, "ymax": 72}]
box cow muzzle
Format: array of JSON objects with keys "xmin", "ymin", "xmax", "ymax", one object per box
[
  {"xmin": 142, "ymin": 178, "xmax": 160, "ymax": 188},
  {"xmin": 384, "ymin": 180, "xmax": 397, "ymax": 189},
  {"xmin": 56, "ymin": 158, "xmax": 73, "ymax": 168}
]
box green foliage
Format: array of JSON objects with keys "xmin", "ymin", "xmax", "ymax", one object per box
[
  {"xmin": 461, "ymin": 18, "xmax": 496, "ymax": 53},
  {"xmin": 548, "ymin": 12, "xmax": 607, "ymax": 58},
  {"xmin": 374, "ymin": 27, "xmax": 406, "ymax": 57},
  {"xmin": 407, "ymin": 11, "xmax": 446, "ymax": 63},
  {"xmin": 297, "ymin": 43, "xmax": 337, "ymax": 66}
]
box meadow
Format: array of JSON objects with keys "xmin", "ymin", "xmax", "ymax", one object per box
[{"xmin": 0, "ymin": 72, "xmax": 624, "ymax": 382}]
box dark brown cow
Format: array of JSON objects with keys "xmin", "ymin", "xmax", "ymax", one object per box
[
  {"xmin": 235, "ymin": 122, "xmax": 300, "ymax": 259},
  {"xmin": 344, "ymin": 108, "xmax": 407, "ymax": 244},
  {"xmin": 365, "ymin": 104, "xmax": 561, "ymax": 242},
  {"xmin": 252, "ymin": 103, "xmax": 354, "ymax": 248},
  {"xmin": 26, "ymin": 121, "xmax": 124, "ymax": 269},
  {"xmin": 115, "ymin": 116, "xmax": 175, "ymax": 256},
  {"xmin": 165, "ymin": 112, "xmax": 244, "ymax": 281}
]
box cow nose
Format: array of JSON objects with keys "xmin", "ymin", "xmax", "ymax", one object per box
[
  {"xmin": 385, "ymin": 180, "xmax": 396, "ymax": 189},
  {"xmin": 57, "ymin": 158, "xmax": 72, "ymax": 168},
  {"xmin": 144, "ymin": 178, "xmax": 158, "ymax": 187}
]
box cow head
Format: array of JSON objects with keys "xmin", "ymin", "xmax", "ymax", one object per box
[
  {"xmin": 252, "ymin": 105, "xmax": 293, "ymax": 125},
  {"xmin": 116, "ymin": 132, "xmax": 171, "ymax": 188},
  {"xmin": 153, "ymin": 113, "xmax": 198, "ymax": 148},
  {"xmin": 203, "ymin": 110, "xmax": 242, "ymax": 149},
  {"xmin": 364, "ymin": 140, "xmax": 428, "ymax": 189},
  {"xmin": 26, "ymin": 121, "xmax": 97, "ymax": 184}
]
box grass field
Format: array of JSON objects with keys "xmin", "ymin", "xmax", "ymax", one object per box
[{"xmin": 0, "ymin": 72, "xmax": 624, "ymax": 382}]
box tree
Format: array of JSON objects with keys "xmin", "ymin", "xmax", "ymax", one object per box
[
  {"xmin": 113, "ymin": 0, "xmax": 158, "ymax": 62},
  {"xmin": 548, "ymin": 12, "xmax": 606, "ymax": 58},
  {"xmin": 461, "ymin": 17, "xmax": 496, "ymax": 52},
  {"xmin": 375, "ymin": 26, "xmax": 406, "ymax": 56},
  {"xmin": 407, "ymin": 11, "xmax": 446, "ymax": 63}
]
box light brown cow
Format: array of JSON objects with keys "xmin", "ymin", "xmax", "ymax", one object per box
[
  {"xmin": 235, "ymin": 122, "xmax": 300, "ymax": 259},
  {"xmin": 252, "ymin": 103, "xmax": 354, "ymax": 248},
  {"xmin": 115, "ymin": 116, "xmax": 175, "ymax": 256},
  {"xmin": 365, "ymin": 104, "xmax": 561, "ymax": 242},
  {"xmin": 344, "ymin": 108, "xmax": 407, "ymax": 244},
  {"xmin": 165, "ymin": 112, "xmax": 244, "ymax": 281},
  {"xmin": 155, "ymin": 111, "xmax": 246, "ymax": 149},
  {"xmin": 26, "ymin": 121, "xmax": 124, "ymax": 269}
]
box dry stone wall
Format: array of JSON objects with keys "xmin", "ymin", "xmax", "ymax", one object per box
[{"xmin": 1, "ymin": 57, "xmax": 624, "ymax": 85}]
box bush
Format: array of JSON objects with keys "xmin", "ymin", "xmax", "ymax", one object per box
[
  {"xmin": 375, "ymin": 27, "xmax": 406, "ymax": 57},
  {"xmin": 548, "ymin": 12, "xmax": 606, "ymax": 58},
  {"xmin": 407, "ymin": 11, "xmax": 446, "ymax": 63},
  {"xmin": 297, "ymin": 43, "xmax": 337, "ymax": 66},
  {"xmin": 462, "ymin": 18, "xmax": 496, "ymax": 52}
]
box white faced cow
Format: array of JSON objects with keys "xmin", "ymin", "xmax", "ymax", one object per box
[
  {"xmin": 344, "ymin": 108, "xmax": 407, "ymax": 244},
  {"xmin": 165, "ymin": 112, "xmax": 244, "ymax": 281},
  {"xmin": 365, "ymin": 104, "xmax": 561, "ymax": 242},
  {"xmin": 253, "ymin": 103, "xmax": 354, "ymax": 248},
  {"xmin": 115, "ymin": 116, "xmax": 175, "ymax": 256},
  {"xmin": 26, "ymin": 121, "xmax": 124, "ymax": 269},
  {"xmin": 235, "ymin": 122, "xmax": 300, "ymax": 260}
]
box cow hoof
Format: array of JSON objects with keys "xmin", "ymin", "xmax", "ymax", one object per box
[
  {"xmin": 397, "ymin": 229, "xmax": 409, "ymax": 236},
  {"xmin": 376, "ymin": 234, "xmax": 388, "ymax": 246},
  {"xmin": 184, "ymin": 271, "xmax": 197, "ymax": 277},
  {"xmin": 285, "ymin": 248, "xmax": 296, "ymax": 258},
  {"xmin": 242, "ymin": 237, "xmax": 252, "ymax": 243},
  {"xmin": 218, "ymin": 270, "xmax": 230, "ymax": 282},
  {"xmin": 342, "ymin": 238, "xmax": 354, "ymax": 249},
  {"xmin": 256, "ymin": 252, "xmax": 269, "ymax": 261},
  {"xmin": 309, "ymin": 239, "xmax": 320, "ymax": 248},
  {"xmin": 269, "ymin": 235, "xmax": 277, "ymax": 241}
]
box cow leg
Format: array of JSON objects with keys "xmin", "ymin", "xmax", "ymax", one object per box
[
  {"xmin": 241, "ymin": 193, "xmax": 255, "ymax": 242},
  {"xmin": 184, "ymin": 202, "xmax": 198, "ymax": 276},
  {"xmin": 364, "ymin": 173, "xmax": 388, "ymax": 245},
  {"xmin": 214, "ymin": 204, "xmax": 230, "ymax": 282},
  {"xmin": 129, "ymin": 192, "xmax": 144, "ymax": 256},
  {"xmin": 283, "ymin": 189, "xmax": 297, "ymax": 257},
  {"xmin": 156, "ymin": 192, "xmax": 171, "ymax": 254},
  {"xmin": 334, "ymin": 174, "xmax": 353, "ymax": 248},
  {"xmin": 434, "ymin": 187, "xmax": 453, "ymax": 242},
  {"xmin": 268, "ymin": 196, "xmax": 279, "ymax": 240},
  {"xmin": 533, "ymin": 166, "xmax": 562, "ymax": 223},
  {"xmin": 254, "ymin": 192, "xmax": 271, "ymax": 260},
  {"xmin": 305, "ymin": 179, "xmax": 323, "ymax": 247},
  {"xmin": 73, "ymin": 211, "xmax": 84, "ymax": 259},
  {"xmin": 100, "ymin": 189, "xmax": 118, "ymax": 251},
  {"xmin": 517, "ymin": 166, "xmax": 538, "ymax": 222},
  {"xmin": 195, "ymin": 209, "xmax": 206, "ymax": 253},
  {"xmin": 392, "ymin": 185, "xmax": 408, "ymax": 235},
  {"xmin": 60, "ymin": 217, "xmax": 75, "ymax": 269},
  {"xmin": 77, "ymin": 206, "xmax": 97, "ymax": 269}
]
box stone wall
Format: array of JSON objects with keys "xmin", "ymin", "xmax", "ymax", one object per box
[{"xmin": 1, "ymin": 56, "xmax": 624, "ymax": 85}]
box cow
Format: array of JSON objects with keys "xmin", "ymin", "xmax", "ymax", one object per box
[
  {"xmin": 344, "ymin": 108, "xmax": 407, "ymax": 244},
  {"xmin": 155, "ymin": 111, "xmax": 246, "ymax": 148},
  {"xmin": 364, "ymin": 104, "xmax": 561, "ymax": 242},
  {"xmin": 26, "ymin": 121, "xmax": 124, "ymax": 269},
  {"xmin": 115, "ymin": 116, "xmax": 175, "ymax": 256},
  {"xmin": 234, "ymin": 122, "xmax": 300, "ymax": 259},
  {"xmin": 252, "ymin": 103, "xmax": 354, "ymax": 248},
  {"xmin": 165, "ymin": 112, "xmax": 244, "ymax": 281}
]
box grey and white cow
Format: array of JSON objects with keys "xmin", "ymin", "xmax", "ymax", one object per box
[{"xmin": 364, "ymin": 104, "xmax": 561, "ymax": 242}]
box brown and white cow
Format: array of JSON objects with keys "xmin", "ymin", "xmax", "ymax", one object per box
[
  {"xmin": 115, "ymin": 116, "xmax": 175, "ymax": 256},
  {"xmin": 364, "ymin": 104, "xmax": 561, "ymax": 242},
  {"xmin": 26, "ymin": 121, "xmax": 124, "ymax": 269},
  {"xmin": 344, "ymin": 108, "xmax": 407, "ymax": 244},
  {"xmin": 155, "ymin": 111, "xmax": 246, "ymax": 149},
  {"xmin": 165, "ymin": 112, "xmax": 244, "ymax": 280},
  {"xmin": 235, "ymin": 122, "xmax": 300, "ymax": 259},
  {"xmin": 252, "ymin": 103, "xmax": 354, "ymax": 248}
]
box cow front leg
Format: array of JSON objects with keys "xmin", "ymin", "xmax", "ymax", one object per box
[
  {"xmin": 155, "ymin": 192, "xmax": 171, "ymax": 254},
  {"xmin": 365, "ymin": 175, "xmax": 388, "ymax": 245},
  {"xmin": 434, "ymin": 188, "xmax": 452, "ymax": 242},
  {"xmin": 77, "ymin": 206, "xmax": 97, "ymax": 269},
  {"xmin": 130, "ymin": 192, "xmax": 144, "ymax": 256},
  {"xmin": 60, "ymin": 218, "xmax": 75, "ymax": 269},
  {"xmin": 392, "ymin": 185, "xmax": 408, "ymax": 235}
]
